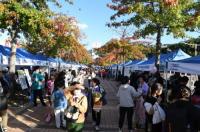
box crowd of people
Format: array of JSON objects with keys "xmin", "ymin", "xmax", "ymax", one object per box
[
  {"xmin": 1, "ymin": 65, "xmax": 200, "ymax": 132},
  {"xmin": 116, "ymin": 70, "xmax": 200, "ymax": 132},
  {"xmin": 0, "ymin": 66, "xmax": 108, "ymax": 132},
  {"xmin": 31, "ymin": 67, "xmax": 107, "ymax": 132}
]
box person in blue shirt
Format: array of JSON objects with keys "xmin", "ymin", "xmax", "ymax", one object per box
[
  {"xmin": 51, "ymin": 79, "xmax": 67, "ymax": 129},
  {"xmin": 31, "ymin": 67, "xmax": 46, "ymax": 106}
]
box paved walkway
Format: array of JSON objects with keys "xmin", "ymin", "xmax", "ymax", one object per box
[{"xmin": 7, "ymin": 78, "xmax": 143, "ymax": 132}]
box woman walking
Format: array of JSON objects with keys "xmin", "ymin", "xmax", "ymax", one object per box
[
  {"xmin": 135, "ymin": 76, "xmax": 149, "ymax": 129},
  {"xmin": 117, "ymin": 76, "xmax": 142, "ymax": 132},
  {"xmin": 51, "ymin": 79, "xmax": 67, "ymax": 129},
  {"xmin": 66, "ymin": 84, "xmax": 88, "ymax": 132},
  {"xmin": 91, "ymin": 78, "xmax": 105, "ymax": 131}
]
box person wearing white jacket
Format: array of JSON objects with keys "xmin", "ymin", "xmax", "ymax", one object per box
[{"xmin": 117, "ymin": 76, "xmax": 142, "ymax": 132}]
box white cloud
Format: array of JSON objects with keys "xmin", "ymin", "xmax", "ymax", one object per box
[
  {"xmin": 77, "ymin": 23, "xmax": 88, "ymax": 30},
  {"xmin": 0, "ymin": 33, "xmax": 8, "ymax": 46}
]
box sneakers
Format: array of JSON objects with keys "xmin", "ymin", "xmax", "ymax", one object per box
[
  {"xmin": 95, "ymin": 126, "xmax": 100, "ymax": 131},
  {"xmin": 2, "ymin": 128, "xmax": 7, "ymax": 132}
]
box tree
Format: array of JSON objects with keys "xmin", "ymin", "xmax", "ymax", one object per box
[
  {"xmin": 94, "ymin": 38, "xmax": 147, "ymax": 66},
  {"xmin": 25, "ymin": 14, "xmax": 92, "ymax": 64},
  {"xmin": 0, "ymin": 1, "xmax": 72, "ymax": 74},
  {"xmin": 0, "ymin": 1, "xmax": 73, "ymax": 96},
  {"xmin": 161, "ymin": 36, "xmax": 200, "ymax": 56},
  {"xmin": 107, "ymin": 0, "xmax": 200, "ymax": 70},
  {"xmin": 61, "ymin": 36, "xmax": 93, "ymax": 64}
]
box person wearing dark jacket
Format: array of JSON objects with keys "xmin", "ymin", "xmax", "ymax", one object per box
[
  {"xmin": 0, "ymin": 68, "xmax": 10, "ymax": 132},
  {"xmin": 167, "ymin": 85, "xmax": 200, "ymax": 132}
]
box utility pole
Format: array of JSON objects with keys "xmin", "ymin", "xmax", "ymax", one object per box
[
  {"xmin": 195, "ymin": 44, "xmax": 198, "ymax": 56},
  {"xmin": 187, "ymin": 43, "xmax": 200, "ymax": 56}
]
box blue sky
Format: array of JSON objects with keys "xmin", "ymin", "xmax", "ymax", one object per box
[
  {"xmin": 0, "ymin": 0, "xmax": 199, "ymax": 49},
  {"xmin": 49, "ymin": 0, "xmax": 117, "ymax": 49},
  {"xmin": 49, "ymin": 0, "xmax": 199, "ymax": 49}
]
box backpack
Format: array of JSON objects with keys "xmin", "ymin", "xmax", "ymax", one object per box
[{"xmin": 64, "ymin": 96, "xmax": 84, "ymax": 123}]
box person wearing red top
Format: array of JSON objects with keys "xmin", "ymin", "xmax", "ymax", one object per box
[
  {"xmin": 192, "ymin": 87, "xmax": 200, "ymax": 108},
  {"xmin": 46, "ymin": 75, "xmax": 55, "ymax": 106}
]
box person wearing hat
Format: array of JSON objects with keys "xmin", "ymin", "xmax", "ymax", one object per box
[
  {"xmin": 0, "ymin": 67, "xmax": 10, "ymax": 132},
  {"xmin": 65, "ymin": 83, "xmax": 88, "ymax": 132}
]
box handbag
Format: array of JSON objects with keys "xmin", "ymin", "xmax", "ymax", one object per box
[
  {"xmin": 152, "ymin": 102, "xmax": 166, "ymax": 124},
  {"xmin": 144, "ymin": 102, "xmax": 153, "ymax": 115},
  {"xmin": 64, "ymin": 96, "xmax": 84, "ymax": 122}
]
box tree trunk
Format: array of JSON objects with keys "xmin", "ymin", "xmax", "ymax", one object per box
[
  {"xmin": 9, "ymin": 43, "xmax": 17, "ymax": 74},
  {"xmin": 8, "ymin": 42, "xmax": 17, "ymax": 98},
  {"xmin": 155, "ymin": 26, "xmax": 162, "ymax": 71}
]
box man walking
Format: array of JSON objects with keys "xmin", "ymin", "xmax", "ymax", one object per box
[{"xmin": 32, "ymin": 67, "xmax": 46, "ymax": 106}]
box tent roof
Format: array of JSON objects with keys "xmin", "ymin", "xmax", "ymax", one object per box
[
  {"xmin": 0, "ymin": 45, "xmax": 48, "ymax": 61},
  {"xmin": 174, "ymin": 55, "xmax": 200, "ymax": 64},
  {"xmin": 126, "ymin": 60, "xmax": 144, "ymax": 66},
  {"xmin": 139, "ymin": 49, "xmax": 191, "ymax": 65},
  {"xmin": 48, "ymin": 57, "xmax": 58, "ymax": 62},
  {"xmin": 0, "ymin": 45, "xmax": 30, "ymax": 59}
]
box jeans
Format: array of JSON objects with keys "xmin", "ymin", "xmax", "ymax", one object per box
[
  {"xmin": 54, "ymin": 108, "xmax": 66, "ymax": 128},
  {"xmin": 92, "ymin": 109, "xmax": 101, "ymax": 126},
  {"xmin": 119, "ymin": 107, "xmax": 134, "ymax": 130},
  {"xmin": 33, "ymin": 89, "xmax": 46, "ymax": 106}
]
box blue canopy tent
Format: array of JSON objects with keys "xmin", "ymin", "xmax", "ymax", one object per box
[
  {"xmin": 137, "ymin": 49, "xmax": 191, "ymax": 71},
  {"xmin": 110, "ymin": 64, "xmax": 118, "ymax": 70},
  {"xmin": 0, "ymin": 45, "xmax": 49, "ymax": 66},
  {"xmin": 0, "ymin": 45, "xmax": 87, "ymax": 71},
  {"xmin": 126, "ymin": 60, "xmax": 146, "ymax": 70},
  {"xmin": 48, "ymin": 57, "xmax": 58, "ymax": 68},
  {"xmin": 34, "ymin": 54, "xmax": 48, "ymax": 66},
  {"xmin": 168, "ymin": 55, "xmax": 200, "ymax": 75},
  {"xmin": 123, "ymin": 60, "xmax": 145, "ymax": 76},
  {"xmin": 0, "ymin": 45, "xmax": 35, "ymax": 66},
  {"xmin": 54, "ymin": 58, "xmax": 72, "ymax": 70}
]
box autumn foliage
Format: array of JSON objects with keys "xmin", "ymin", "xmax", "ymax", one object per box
[
  {"xmin": 25, "ymin": 14, "xmax": 92, "ymax": 64},
  {"xmin": 163, "ymin": 0, "xmax": 178, "ymax": 6},
  {"xmin": 94, "ymin": 39, "xmax": 147, "ymax": 66}
]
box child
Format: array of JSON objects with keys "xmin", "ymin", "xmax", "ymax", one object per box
[
  {"xmin": 47, "ymin": 75, "xmax": 54, "ymax": 106},
  {"xmin": 51, "ymin": 79, "xmax": 67, "ymax": 129}
]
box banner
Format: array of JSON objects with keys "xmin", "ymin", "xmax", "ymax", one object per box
[
  {"xmin": 2, "ymin": 55, "xmax": 8, "ymax": 65},
  {"xmin": 137, "ymin": 64, "xmax": 155, "ymax": 71},
  {"xmin": 17, "ymin": 70, "xmax": 28, "ymax": 90},
  {"xmin": 168, "ymin": 62, "xmax": 200, "ymax": 75},
  {"xmin": 24, "ymin": 69, "xmax": 32, "ymax": 87}
]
